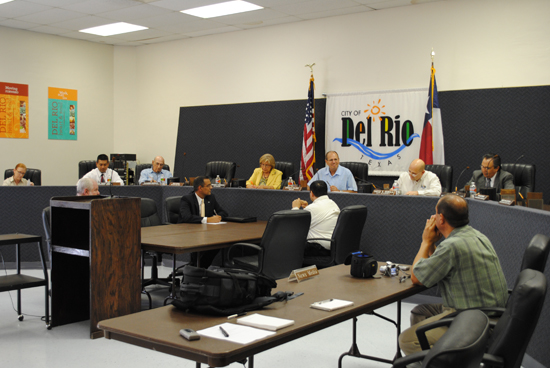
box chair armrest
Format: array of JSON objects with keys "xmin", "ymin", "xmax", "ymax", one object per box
[
  {"xmin": 306, "ymin": 237, "xmax": 333, "ymax": 243},
  {"xmin": 391, "ymin": 351, "xmax": 428, "ymax": 368},
  {"xmin": 416, "ymin": 317, "xmax": 455, "ymax": 350},
  {"xmin": 225, "ymin": 242, "xmax": 264, "ymax": 269},
  {"xmin": 446, "ymin": 307, "xmax": 506, "ymax": 320},
  {"xmin": 481, "ymin": 353, "xmax": 505, "ymax": 367}
]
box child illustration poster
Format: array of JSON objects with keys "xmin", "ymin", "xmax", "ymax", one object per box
[
  {"xmin": 0, "ymin": 82, "xmax": 29, "ymax": 139},
  {"xmin": 48, "ymin": 87, "xmax": 77, "ymax": 140}
]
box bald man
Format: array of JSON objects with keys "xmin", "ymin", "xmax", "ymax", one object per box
[
  {"xmin": 139, "ymin": 156, "xmax": 173, "ymax": 184},
  {"xmin": 76, "ymin": 177, "xmax": 100, "ymax": 196},
  {"xmin": 396, "ymin": 159, "xmax": 442, "ymax": 196}
]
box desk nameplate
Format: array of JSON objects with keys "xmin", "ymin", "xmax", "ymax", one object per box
[{"xmin": 288, "ymin": 265, "xmax": 319, "ymax": 282}]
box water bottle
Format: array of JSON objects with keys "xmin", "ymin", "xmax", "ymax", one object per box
[
  {"xmin": 470, "ymin": 181, "xmax": 476, "ymax": 198},
  {"xmin": 215, "ymin": 175, "xmax": 221, "ymax": 185},
  {"xmin": 393, "ymin": 181, "xmax": 401, "ymax": 195},
  {"xmin": 160, "ymin": 174, "xmax": 165, "ymax": 185},
  {"xmin": 287, "ymin": 177, "xmax": 294, "ymax": 188}
]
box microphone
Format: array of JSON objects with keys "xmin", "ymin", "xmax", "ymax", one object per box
[
  {"xmin": 454, "ymin": 166, "xmax": 470, "ymax": 192},
  {"xmin": 513, "ymin": 154, "xmax": 524, "ymax": 165},
  {"xmin": 180, "ymin": 152, "xmax": 187, "ymax": 180}
]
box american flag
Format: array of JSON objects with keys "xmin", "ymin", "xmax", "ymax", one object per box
[{"xmin": 300, "ymin": 76, "xmax": 316, "ymax": 182}]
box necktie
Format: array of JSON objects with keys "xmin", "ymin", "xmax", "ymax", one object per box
[
  {"xmin": 486, "ymin": 178, "xmax": 491, "ymax": 188},
  {"xmin": 200, "ymin": 199, "xmax": 205, "ymax": 217},
  {"xmin": 101, "ymin": 173, "xmax": 105, "ymax": 183}
]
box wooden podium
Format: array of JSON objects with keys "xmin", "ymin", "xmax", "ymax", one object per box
[{"xmin": 50, "ymin": 196, "xmax": 141, "ymax": 338}]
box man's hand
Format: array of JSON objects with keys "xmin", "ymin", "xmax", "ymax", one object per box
[
  {"xmin": 422, "ymin": 215, "xmax": 442, "ymax": 252},
  {"xmin": 330, "ymin": 185, "xmax": 340, "ymax": 192},
  {"xmin": 292, "ymin": 199, "xmax": 308, "ymax": 209},
  {"xmin": 207, "ymin": 215, "xmax": 222, "ymax": 223},
  {"xmin": 406, "ymin": 191, "xmax": 418, "ymax": 195}
]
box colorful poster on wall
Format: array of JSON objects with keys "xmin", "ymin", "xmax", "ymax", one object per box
[
  {"xmin": 48, "ymin": 87, "xmax": 77, "ymax": 140},
  {"xmin": 0, "ymin": 82, "xmax": 29, "ymax": 139}
]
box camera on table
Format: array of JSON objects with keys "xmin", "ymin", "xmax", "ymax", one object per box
[{"xmin": 380, "ymin": 261, "xmax": 400, "ymax": 277}]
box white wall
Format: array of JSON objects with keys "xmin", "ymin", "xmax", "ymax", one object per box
[
  {"xmin": 0, "ymin": 26, "xmax": 114, "ymax": 186},
  {"xmin": 113, "ymin": 0, "xmax": 550, "ymax": 171},
  {"xmin": 1, "ymin": 0, "xmax": 548, "ymax": 185}
]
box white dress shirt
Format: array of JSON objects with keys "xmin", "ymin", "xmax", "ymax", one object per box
[
  {"xmin": 294, "ymin": 195, "xmax": 340, "ymax": 250},
  {"xmin": 396, "ymin": 170, "xmax": 441, "ymax": 196},
  {"xmin": 83, "ymin": 168, "xmax": 124, "ymax": 185}
]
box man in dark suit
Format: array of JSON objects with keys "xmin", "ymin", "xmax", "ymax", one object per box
[
  {"xmin": 178, "ymin": 176, "xmax": 228, "ymax": 267},
  {"xmin": 468, "ymin": 153, "xmax": 514, "ymax": 193}
]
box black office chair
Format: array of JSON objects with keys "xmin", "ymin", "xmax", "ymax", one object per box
[
  {"xmin": 418, "ymin": 269, "xmax": 547, "ymax": 368},
  {"xmin": 302, "ymin": 205, "xmax": 368, "ymax": 269},
  {"xmin": 224, "ymin": 210, "xmax": 311, "ymax": 280},
  {"xmin": 205, "ymin": 161, "xmax": 236, "ymax": 185},
  {"xmin": 5, "ymin": 168, "xmax": 42, "ymax": 186},
  {"xmin": 140, "ymin": 198, "xmax": 170, "ymax": 309},
  {"xmin": 275, "ymin": 161, "xmax": 295, "ymax": 188},
  {"xmin": 339, "ymin": 162, "xmax": 368, "ymax": 183},
  {"xmin": 78, "ymin": 160, "xmax": 114, "ymax": 179},
  {"xmin": 41, "ymin": 207, "xmax": 52, "ymax": 267},
  {"xmin": 501, "ymin": 163, "xmax": 536, "ymax": 201},
  {"xmin": 164, "ymin": 196, "xmax": 182, "ymax": 224},
  {"xmin": 520, "ymin": 234, "xmax": 550, "ymax": 273},
  {"xmin": 393, "ymin": 310, "xmax": 490, "ymax": 368},
  {"xmin": 425, "ymin": 164, "xmax": 453, "ymax": 193},
  {"xmin": 134, "ymin": 163, "xmax": 171, "ymax": 185}
]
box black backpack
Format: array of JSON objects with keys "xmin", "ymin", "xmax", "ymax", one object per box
[{"xmin": 171, "ymin": 265, "xmax": 288, "ymax": 315}]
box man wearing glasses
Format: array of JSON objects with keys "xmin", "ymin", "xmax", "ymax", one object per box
[
  {"xmin": 178, "ymin": 176, "xmax": 228, "ymax": 267},
  {"xmin": 468, "ymin": 153, "xmax": 514, "ymax": 192},
  {"xmin": 396, "ymin": 159, "xmax": 442, "ymax": 196}
]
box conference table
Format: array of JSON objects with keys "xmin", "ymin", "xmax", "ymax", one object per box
[
  {"xmin": 99, "ymin": 263, "xmax": 425, "ymax": 368},
  {"xmin": 141, "ymin": 221, "xmax": 268, "ymax": 301}
]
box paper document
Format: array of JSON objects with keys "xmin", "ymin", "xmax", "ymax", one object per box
[
  {"xmin": 197, "ymin": 322, "xmax": 275, "ymax": 344},
  {"xmin": 207, "ymin": 222, "xmax": 227, "ymax": 225},
  {"xmin": 310, "ymin": 299, "xmax": 354, "ymax": 311},
  {"xmin": 237, "ymin": 313, "xmax": 295, "ymax": 331}
]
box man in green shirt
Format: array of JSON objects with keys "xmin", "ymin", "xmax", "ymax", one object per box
[{"xmin": 399, "ymin": 194, "xmax": 508, "ymax": 356}]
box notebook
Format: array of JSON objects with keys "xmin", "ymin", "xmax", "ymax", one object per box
[
  {"xmin": 236, "ymin": 313, "xmax": 294, "ymax": 331},
  {"xmin": 310, "ymin": 299, "xmax": 354, "ymax": 311},
  {"xmin": 224, "ymin": 216, "xmax": 257, "ymax": 223}
]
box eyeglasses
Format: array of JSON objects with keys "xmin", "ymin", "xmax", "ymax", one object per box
[
  {"xmin": 480, "ymin": 165, "xmax": 494, "ymax": 170},
  {"xmin": 15, "ymin": 170, "xmax": 26, "ymax": 175}
]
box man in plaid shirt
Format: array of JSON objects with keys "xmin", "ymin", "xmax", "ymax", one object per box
[{"xmin": 399, "ymin": 194, "xmax": 508, "ymax": 356}]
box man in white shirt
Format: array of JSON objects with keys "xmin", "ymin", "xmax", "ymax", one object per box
[
  {"xmin": 397, "ymin": 159, "xmax": 441, "ymax": 196},
  {"xmin": 82, "ymin": 154, "xmax": 124, "ymax": 185},
  {"xmin": 292, "ymin": 180, "xmax": 340, "ymax": 256}
]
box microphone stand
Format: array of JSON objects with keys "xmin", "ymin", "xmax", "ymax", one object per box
[{"xmin": 454, "ymin": 166, "xmax": 470, "ymax": 192}]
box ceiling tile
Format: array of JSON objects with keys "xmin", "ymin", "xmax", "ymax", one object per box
[
  {"xmin": 105, "ymin": 27, "xmax": 172, "ymax": 41},
  {"xmin": 237, "ymin": 15, "xmax": 302, "ymax": 29},
  {"xmin": 49, "ymin": 15, "xmax": 118, "ymax": 30},
  {"xmin": 210, "ymin": 8, "xmax": 288, "ymax": 26},
  {"xmin": 97, "ymin": 4, "xmax": 174, "ymax": 22},
  {"xmin": 0, "ymin": 18, "xmax": 41, "ymax": 29},
  {"xmin": 137, "ymin": 11, "xmax": 199, "ymax": 28},
  {"xmin": 271, "ymin": 0, "xmax": 361, "ymax": 16},
  {"xmin": 27, "ymin": 24, "xmax": 73, "ymax": 34},
  {"xmin": 151, "ymin": 0, "xmax": 223, "ymax": 12},
  {"xmin": 297, "ymin": 5, "xmax": 374, "ymax": 20},
  {"xmin": 15, "ymin": 8, "xmax": 88, "ymax": 24},
  {"xmin": 25, "ymin": 0, "xmax": 88, "ymax": 6},
  {"xmin": 183, "ymin": 25, "xmax": 241, "ymax": 38},
  {"xmin": 140, "ymin": 33, "xmax": 190, "ymax": 44},
  {"xmin": 367, "ymin": 0, "xmax": 414, "ymax": 10},
  {"xmin": 0, "ymin": 0, "xmax": 53, "ymax": 18},
  {"xmin": 64, "ymin": 0, "xmax": 139, "ymax": 15}
]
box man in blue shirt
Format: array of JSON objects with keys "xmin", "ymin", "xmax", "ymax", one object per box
[
  {"xmin": 139, "ymin": 156, "xmax": 172, "ymax": 184},
  {"xmin": 307, "ymin": 151, "xmax": 357, "ymax": 192}
]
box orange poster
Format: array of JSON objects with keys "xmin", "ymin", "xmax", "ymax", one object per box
[{"xmin": 0, "ymin": 82, "xmax": 29, "ymax": 139}]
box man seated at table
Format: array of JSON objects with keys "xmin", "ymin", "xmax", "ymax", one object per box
[
  {"xmin": 292, "ymin": 180, "xmax": 340, "ymax": 256},
  {"xmin": 468, "ymin": 153, "xmax": 514, "ymax": 192},
  {"xmin": 307, "ymin": 151, "xmax": 357, "ymax": 193},
  {"xmin": 399, "ymin": 194, "xmax": 508, "ymax": 356},
  {"xmin": 3, "ymin": 163, "xmax": 34, "ymax": 186},
  {"xmin": 138, "ymin": 156, "xmax": 173, "ymax": 184},
  {"xmin": 178, "ymin": 176, "xmax": 228, "ymax": 267},
  {"xmin": 76, "ymin": 178, "xmax": 100, "ymax": 196},
  {"xmin": 82, "ymin": 154, "xmax": 124, "ymax": 185},
  {"xmin": 396, "ymin": 159, "xmax": 442, "ymax": 196}
]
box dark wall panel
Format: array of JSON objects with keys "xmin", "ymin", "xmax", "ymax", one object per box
[{"xmin": 174, "ymin": 99, "xmax": 326, "ymax": 183}]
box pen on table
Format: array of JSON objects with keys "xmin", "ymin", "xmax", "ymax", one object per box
[
  {"xmin": 227, "ymin": 312, "xmax": 247, "ymax": 320},
  {"xmin": 317, "ymin": 298, "xmax": 333, "ymax": 304},
  {"xmin": 219, "ymin": 326, "xmax": 229, "ymax": 337}
]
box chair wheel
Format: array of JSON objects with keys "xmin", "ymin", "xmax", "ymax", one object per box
[
  {"xmin": 18, "ymin": 315, "xmax": 24, "ymax": 321},
  {"xmin": 47, "ymin": 324, "xmax": 52, "ymax": 330}
]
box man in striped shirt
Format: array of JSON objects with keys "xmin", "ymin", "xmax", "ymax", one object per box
[{"xmin": 399, "ymin": 194, "xmax": 508, "ymax": 356}]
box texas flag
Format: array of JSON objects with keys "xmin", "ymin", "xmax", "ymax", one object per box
[{"xmin": 419, "ymin": 66, "xmax": 444, "ymax": 165}]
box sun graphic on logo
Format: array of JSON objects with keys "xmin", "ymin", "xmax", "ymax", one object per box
[{"xmin": 364, "ymin": 99, "xmax": 386, "ymax": 120}]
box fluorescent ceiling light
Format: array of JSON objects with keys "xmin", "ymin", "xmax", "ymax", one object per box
[
  {"xmin": 79, "ymin": 22, "xmax": 148, "ymax": 37},
  {"xmin": 181, "ymin": 1, "xmax": 263, "ymax": 19},
  {"xmin": 0, "ymin": 0, "xmax": 15, "ymax": 4}
]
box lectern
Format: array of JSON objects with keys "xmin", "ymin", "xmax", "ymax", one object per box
[{"xmin": 50, "ymin": 196, "xmax": 141, "ymax": 338}]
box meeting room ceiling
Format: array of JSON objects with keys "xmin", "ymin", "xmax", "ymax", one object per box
[{"xmin": 0, "ymin": 0, "xmax": 443, "ymax": 46}]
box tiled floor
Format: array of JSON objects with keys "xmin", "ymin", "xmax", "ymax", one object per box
[{"xmin": 0, "ymin": 266, "xmax": 417, "ymax": 368}]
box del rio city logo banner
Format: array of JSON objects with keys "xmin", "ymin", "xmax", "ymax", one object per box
[{"xmin": 326, "ymin": 88, "xmax": 428, "ymax": 176}]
